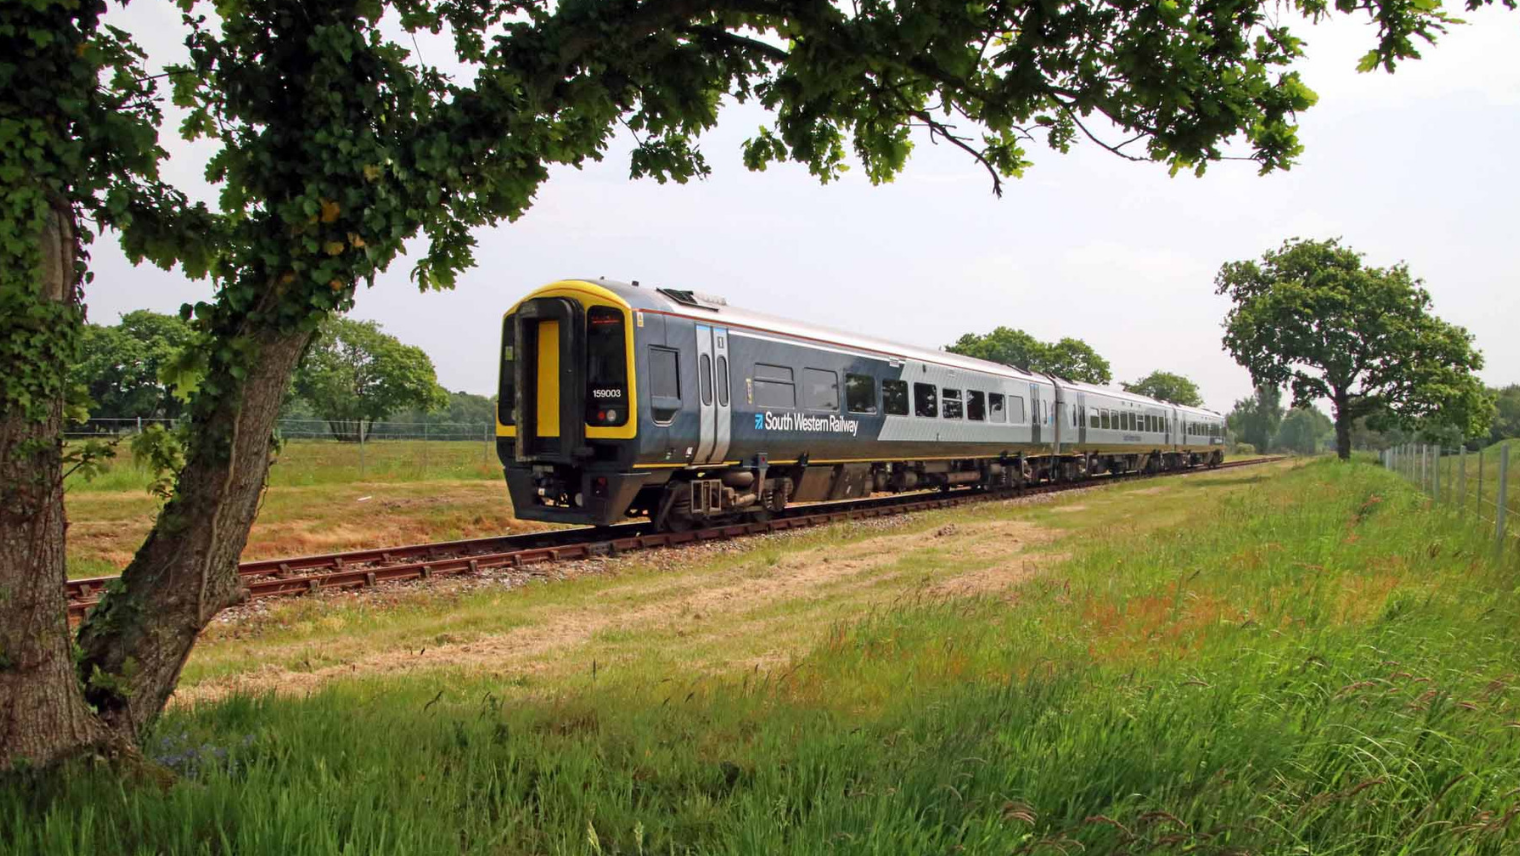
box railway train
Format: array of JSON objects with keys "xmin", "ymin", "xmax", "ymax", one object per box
[{"xmin": 496, "ymin": 279, "xmax": 1226, "ymax": 530}]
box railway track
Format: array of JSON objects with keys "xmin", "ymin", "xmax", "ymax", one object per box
[{"xmin": 66, "ymin": 457, "xmax": 1280, "ymax": 620}]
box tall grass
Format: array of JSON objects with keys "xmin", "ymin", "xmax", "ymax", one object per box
[{"xmin": 8, "ymin": 460, "xmax": 1520, "ymax": 854}]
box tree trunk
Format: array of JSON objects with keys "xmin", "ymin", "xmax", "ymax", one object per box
[
  {"xmin": 75, "ymin": 306, "xmax": 314, "ymax": 738},
  {"xmin": 0, "ymin": 202, "xmax": 110, "ymax": 770},
  {"xmin": 1332, "ymin": 393, "xmax": 1352, "ymax": 460}
]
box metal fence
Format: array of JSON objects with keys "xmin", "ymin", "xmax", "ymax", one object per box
[
  {"xmin": 1381, "ymin": 443, "xmax": 1516, "ymax": 560},
  {"xmin": 66, "ymin": 417, "xmax": 500, "ymax": 479}
]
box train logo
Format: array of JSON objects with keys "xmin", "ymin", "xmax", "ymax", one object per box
[{"xmin": 755, "ymin": 411, "xmax": 860, "ymax": 436}]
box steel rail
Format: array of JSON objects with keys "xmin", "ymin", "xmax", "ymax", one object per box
[{"xmin": 66, "ymin": 457, "xmax": 1279, "ymax": 619}]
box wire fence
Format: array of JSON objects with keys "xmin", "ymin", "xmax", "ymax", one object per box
[
  {"xmin": 66, "ymin": 417, "xmax": 501, "ymax": 481},
  {"xmin": 1381, "ymin": 442, "xmax": 1516, "ymax": 561}
]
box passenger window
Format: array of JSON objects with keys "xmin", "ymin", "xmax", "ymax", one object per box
[
  {"xmin": 802, "ymin": 368, "xmax": 839, "ymax": 410},
  {"xmin": 989, "ymin": 393, "xmax": 1006, "ymax": 423},
  {"xmin": 1089, "ymin": 409, "xmax": 1099, "ymax": 429},
  {"xmin": 914, "ymin": 383, "xmax": 938, "ymax": 418},
  {"xmin": 649, "ymin": 347, "xmax": 680, "ymax": 399},
  {"xmin": 845, "ymin": 373, "xmax": 877, "ymax": 414},
  {"xmin": 967, "ymin": 390, "xmax": 985, "ymax": 421},
  {"xmin": 942, "ymin": 388, "xmax": 963, "ymax": 419},
  {"xmin": 883, "ymin": 379, "xmax": 909, "ymax": 416},
  {"xmin": 753, "ymin": 363, "xmax": 795, "ymax": 408},
  {"xmin": 648, "ymin": 347, "xmax": 681, "ymax": 424},
  {"xmin": 717, "ymin": 356, "xmax": 730, "ymax": 407},
  {"xmin": 1101, "ymin": 410, "xmax": 1111, "ymax": 430},
  {"xmin": 1007, "ymin": 395, "xmax": 1026, "ymax": 424},
  {"xmin": 699, "ymin": 353, "xmax": 713, "ymax": 406}
]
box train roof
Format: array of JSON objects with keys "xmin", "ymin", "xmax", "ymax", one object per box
[
  {"xmin": 544, "ymin": 278, "xmax": 1220, "ymax": 416},
  {"xmin": 567, "ymin": 278, "xmax": 1046, "ymax": 384}
]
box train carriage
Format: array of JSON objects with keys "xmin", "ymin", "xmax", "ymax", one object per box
[{"xmin": 497, "ymin": 279, "xmax": 1224, "ymax": 530}]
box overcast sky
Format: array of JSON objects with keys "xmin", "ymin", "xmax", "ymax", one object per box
[{"xmin": 89, "ymin": 4, "xmax": 1519, "ymax": 413}]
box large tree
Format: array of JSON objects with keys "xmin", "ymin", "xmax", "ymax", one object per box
[
  {"xmin": 1226, "ymin": 385, "xmax": 1285, "ymax": 452},
  {"xmin": 293, "ymin": 318, "xmax": 447, "ymax": 442},
  {"xmin": 948, "ymin": 328, "xmax": 1112, "ymax": 385},
  {"xmin": 1122, "ymin": 370, "xmax": 1203, "ymax": 406},
  {"xmin": 4, "ymin": 0, "xmax": 1512, "ymax": 771},
  {"xmin": 1217, "ymin": 239, "xmax": 1492, "ymax": 460}
]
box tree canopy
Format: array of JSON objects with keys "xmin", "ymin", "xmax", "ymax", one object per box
[
  {"xmin": 72, "ymin": 311, "xmax": 195, "ymax": 422},
  {"xmin": 293, "ymin": 318, "xmax": 448, "ymax": 442},
  {"xmin": 1274, "ymin": 405, "xmax": 1334, "ymax": 455},
  {"xmin": 1121, "ymin": 371, "xmax": 1203, "ymax": 406},
  {"xmin": 1488, "ymin": 385, "xmax": 1520, "ymax": 446},
  {"xmin": 4, "ymin": 0, "xmax": 1516, "ymax": 771},
  {"xmin": 1217, "ymin": 238, "xmax": 1491, "ymax": 460},
  {"xmin": 947, "ymin": 327, "xmax": 1111, "ymax": 385}
]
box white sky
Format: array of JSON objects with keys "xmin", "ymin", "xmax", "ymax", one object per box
[{"xmin": 89, "ymin": 4, "xmax": 1520, "ymax": 413}]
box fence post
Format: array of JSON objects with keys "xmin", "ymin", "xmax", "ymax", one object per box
[
  {"xmin": 1479, "ymin": 447, "xmax": 1485, "ymax": 517},
  {"xmin": 1434, "ymin": 447, "xmax": 1442, "ymax": 504},
  {"xmin": 1497, "ymin": 444, "xmax": 1509, "ymax": 560},
  {"xmin": 1458, "ymin": 446, "xmax": 1467, "ymax": 516}
]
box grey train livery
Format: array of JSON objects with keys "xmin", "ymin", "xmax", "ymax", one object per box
[{"xmin": 497, "ymin": 279, "xmax": 1226, "ymax": 530}]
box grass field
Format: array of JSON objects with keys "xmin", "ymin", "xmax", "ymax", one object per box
[
  {"xmin": 63, "ymin": 439, "xmax": 533, "ymax": 578},
  {"xmin": 11, "ymin": 457, "xmax": 1520, "ymax": 854}
]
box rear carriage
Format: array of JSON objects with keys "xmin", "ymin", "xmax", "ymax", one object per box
[{"xmin": 497, "ymin": 279, "xmax": 1224, "ymax": 530}]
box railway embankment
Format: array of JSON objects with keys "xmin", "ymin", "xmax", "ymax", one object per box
[{"xmin": 13, "ymin": 457, "xmax": 1520, "ymax": 854}]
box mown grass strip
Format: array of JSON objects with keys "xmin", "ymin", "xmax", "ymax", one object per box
[{"xmin": 8, "ymin": 459, "xmax": 1520, "ymax": 855}]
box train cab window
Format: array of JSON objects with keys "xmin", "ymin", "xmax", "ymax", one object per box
[
  {"xmin": 883, "ymin": 379, "xmax": 909, "ymax": 416},
  {"xmin": 717, "ymin": 356, "xmax": 730, "ymax": 407},
  {"xmin": 498, "ymin": 315, "xmax": 516, "ymax": 426},
  {"xmin": 914, "ymin": 383, "xmax": 938, "ymax": 418},
  {"xmin": 585, "ymin": 307, "xmax": 629, "ymax": 426},
  {"xmin": 753, "ymin": 363, "xmax": 795, "ymax": 408},
  {"xmin": 967, "ymin": 390, "xmax": 986, "ymax": 421},
  {"xmin": 802, "ymin": 368, "xmax": 839, "ymax": 410},
  {"xmin": 1007, "ymin": 395, "xmax": 1026, "ymax": 424},
  {"xmin": 845, "ymin": 373, "xmax": 877, "ymax": 414},
  {"xmin": 648, "ymin": 346, "xmax": 681, "ymax": 424},
  {"xmin": 696, "ymin": 355, "xmax": 714, "ymax": 407},
  {"xmin": 942, "ymin": 388, "xmax": 964, "ymax": 419},
  {"xmin": 989, "ymin": 393, "xmax": 1006, "ymax": 423}
]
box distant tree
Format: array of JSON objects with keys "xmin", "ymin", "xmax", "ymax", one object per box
[
  {"xmin": 1274, "ymin": 406, "xmax": 1334, "ymax": 455},
  {"xmin": 72, "ymin": 311, "xmax": 195, "ymax": 422},
  {"xmin": 1489, "ymin": 385, "xmax": 1520, "ymax": 445},
  {"xmin": 1217, "ymin": 238, "xmax": 1492, "ymax": 460},
  {"xmin": 1227, "ymin": 385, "xmax": 1285, "ymax": 452},
  {"xmin": 1122, "ymin": 371, "xmax": 1203, "ymax": 406},
  {"xmin": 947, "ymin": 328, "xmax": 1111, "ymax": 385},
  {"xmin": 293, "ymin": 318, "xmax": 448, "ymax": 442}
]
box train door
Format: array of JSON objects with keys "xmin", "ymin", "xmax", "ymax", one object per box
[
  {"xmin": 1029, "ymin": 382, "xmax": 1041, "ymax": 446},
  {"xmin": 693, "ymin": 325, "xmax": 732, "ymax": 465},
  {"xmin": 513, "ymin": 297, "xmax": 584, "ymax": 462}
]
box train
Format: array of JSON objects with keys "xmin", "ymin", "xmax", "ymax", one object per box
[{"xmin": 496, "ymin": 279, "xmax": 1226, "ymax": 530}]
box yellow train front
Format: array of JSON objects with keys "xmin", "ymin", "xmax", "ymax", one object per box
[{"xmin": 498, "ymin": 278, "xmax": 1227, "ymax": 531}]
